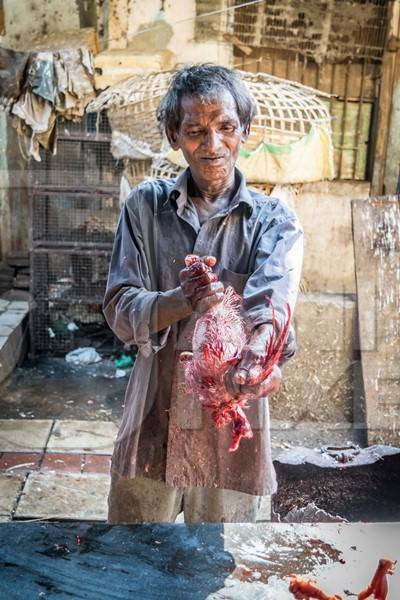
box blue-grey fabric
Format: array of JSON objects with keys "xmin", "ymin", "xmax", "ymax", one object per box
[{"xmin": 103, "ymin": 168, "xmax": 303, "ymax": 495}]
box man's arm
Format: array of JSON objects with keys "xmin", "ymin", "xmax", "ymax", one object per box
[
  {"xmin": 103, "ymin": 194, "xmax": 223, "ymax": 357},
  {"xmin": 227, "ymin": 200, "xmax": 303, "ymax": 393}
]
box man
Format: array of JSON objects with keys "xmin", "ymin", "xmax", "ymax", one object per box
[{"xmin": 103, "ymin": 64, "xmax": 303, "ymax": 523}]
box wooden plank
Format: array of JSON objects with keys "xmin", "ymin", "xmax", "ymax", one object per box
[
  {"xmin": 371, "ymin": 0, "xmax": 400, "ymax": 194},
  {"xmin": 384, "ymin": 46, "xmax": 400, "ymax": 193},
  {"xmin": 234, "ymin": 48, "xmax": 378, "ymax": 99},
  {"xmin": 0, "ymin": 0, "xmax": 4, "ymax": 36},
  {"xmin": 352, "ymin": 196, "xmax": 400, "ymax": 444}
]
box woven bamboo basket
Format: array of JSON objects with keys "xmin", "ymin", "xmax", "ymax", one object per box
[
  {"xmin": 88, "ymin": 69, "xmax": 333, "ymax": 184},
  {"xmin": 88, "ymin": 70, "xmax": 331, "ymax": 150}
]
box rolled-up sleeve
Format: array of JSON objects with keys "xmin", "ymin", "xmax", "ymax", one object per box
[
  {"xmin": 103, "ymin": 193, "xmax": 192, "ymax": 357},
  {"xmin": 243, "ymin": 201, "xmax": 304, "ymax": 362}
]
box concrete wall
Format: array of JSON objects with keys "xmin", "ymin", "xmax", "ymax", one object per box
[
  {"xmin": 0, "ymin": 0, "xmax": 80, "ymax": 49},
  {"xmin": 271, "ymin": 292, "xmax": 358, "ymax": 425},
  {"xmin": 293, "ymin": 181, "xmax": 371, "ymax": 294},
  {"xmin": 107, "ymin": 0, "xmax": 232, "ymax": 67}
]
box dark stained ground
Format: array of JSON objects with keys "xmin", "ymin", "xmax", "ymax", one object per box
[{"xmin": 0, "ymin": 356, "xmax": 127, "ymax": 423}]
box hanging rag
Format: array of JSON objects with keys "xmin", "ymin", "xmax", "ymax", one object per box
[
  {"xmin": 7, "ymin": 47, "xmax": 96, "ymax": 160},
  {"xmin": 27, "ymin": 51, "xmax": 56, "ymax": 104},
  {"xmin": 54, "ymin": 48, "xmax": 95, "ymax": 120},
  {"xmin": 11, "ymin": 91, "xmax": 56, "ymax": 160}
]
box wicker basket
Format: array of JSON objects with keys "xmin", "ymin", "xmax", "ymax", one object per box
[
  {"xmin": 89, "ymin": 69, "xmax": 333, "ymax": 184},
  {"xmin": 88, "ymin": 70, "xmax": 331, "ymax": 151}
]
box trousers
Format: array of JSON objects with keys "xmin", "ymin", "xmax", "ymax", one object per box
[{"xmin": 107, "ymin": 474, "xmax": 262, "ymax": 524}]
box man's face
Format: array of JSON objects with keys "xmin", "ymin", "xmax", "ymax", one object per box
[{"xmin": 168, "ymin": 90, "xmax": 249, "ymax": 188}]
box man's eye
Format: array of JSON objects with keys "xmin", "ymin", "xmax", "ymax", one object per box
[
  {"xmin": 187, "ymin": 130, "xmax": 201, "ymax": 136},
  {"xmin": 220, "ymin": 125, "xmax": 235, "ymax": 133}
]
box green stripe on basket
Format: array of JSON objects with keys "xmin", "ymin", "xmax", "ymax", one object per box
[{"xmin": 239, "ymin": 125, "xmax": 317, "ymax": 157}]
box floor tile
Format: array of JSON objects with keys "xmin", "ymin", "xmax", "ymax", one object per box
[
  {"xmin": 8, "ymin": 301, "xmax": 29, "ymax": 312},
  {"xmin": 15, "ymin": 472, "xmax": 109, "ymax": 520},
  {"xmin": 83, "ymin": 454, "xmax": 111, "ymax": 474},
  {"xmin": 0, "ymin": 312, "xmax": 24, "ymax": 328},
  {"xmin": 0, "ymin": 420, "xmax": 53, "ymax": 452},
  {"xmin": 0, "ymin": 473, "xmax": 23, "ymax": 515},
  {"xmin": 47, "ymin": 420, "xmax": 117, "ymax": 454},
  {"xmin": 0, "ymin": 452, "xmax": 42, "ymax": 472},
  {"xmin": 41, "ymin": 453, "xmax": 84, "ymax": 473}
]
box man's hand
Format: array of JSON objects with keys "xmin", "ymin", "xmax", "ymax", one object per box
[
  {"xmin": 179, "ymin": 255, "xmax": 224, "ymax": 314},
  {"xmin": 224, "ymin": 323, "xmax": 282, "ymax": 398}
]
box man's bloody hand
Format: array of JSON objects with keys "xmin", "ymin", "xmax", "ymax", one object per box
[
  {"xmin": 224, "ymin": 323, "xmax": 282, "ymax": 398},
  {"xmin": 179, "ymin": 255, "xmax": 224, "ymax": 313}
]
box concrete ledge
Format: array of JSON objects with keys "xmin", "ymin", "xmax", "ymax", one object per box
[{"xmin": 0, "ymin": 301, "xmax": 29, "ymax": 384}]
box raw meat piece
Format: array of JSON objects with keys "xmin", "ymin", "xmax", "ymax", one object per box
[{"xmin": 180, "ymin": 254, "xmax": 290, "ymax": 452}]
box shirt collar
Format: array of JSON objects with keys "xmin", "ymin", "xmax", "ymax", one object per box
[{"xmin": 167, "ymin": 167, "xmax": 254, "ymax": 216}]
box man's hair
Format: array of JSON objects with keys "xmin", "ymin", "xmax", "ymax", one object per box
[{"xmin": 157, "ymin": 64, "xmax": 257, "ymax": 134}]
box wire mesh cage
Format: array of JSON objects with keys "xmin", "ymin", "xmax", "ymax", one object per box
[
  {"xmin": 29, "ymin": 111, "xmax": 122, "ymax": 353},
  {"xmin": 230, "ymin": 0, "xmax": 389, "ymax": 63},
  {"xmin": 31, "ymin": 299, "xmax": 110, "ymax": 353},
  {"xmin": 30, "ymin": 112, "xmax": 122, "ymax": 189},
  {"xmin": 30, "ymin": 138, "xmax": 122, "ymax": 188},
  {"xmin": 31, "ymin": 190, "xmax": 120, "ymax": 246},
  {"xmin": 30, "ymin": 249, "xmax": 111, "ymax": 353},
  {"xmin": 32, "ymin": 249, "xmax": 110, "ymax": 303}
]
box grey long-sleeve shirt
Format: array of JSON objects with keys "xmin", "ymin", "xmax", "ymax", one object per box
[{"xmin": 103, "ymin": 168, "xmax": 303, "ymax": 495}]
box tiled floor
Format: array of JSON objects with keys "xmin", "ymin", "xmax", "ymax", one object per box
[
  {"xmin": 15, "ymin": 472, "xmax": 109, "ymax": 520},
  {"xmin": 0, "ymin": 418, "xmax": 272, "ymax": 523},
  {"xmin": 0, "ymin": 419, "xmax": 53, "ymax": 452},
  {"xmin": 47, "ymin": 420, "xmax": 118, "ymax": 454},
  {"xmin": 0, "ymin": 419, "xmax": 114, "ymax": 522}
]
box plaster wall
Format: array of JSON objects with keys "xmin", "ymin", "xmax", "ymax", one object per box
[
  {"xmin": 0, "ymin": 0, "xmax": 80, "ymax": 49},
  {"xmin": 292, "ymin": 180, "xmax": 371, "ymax": 294},
  {"xmin": 112, "ymin": 0, "xmax": 232, "ymax": 66}
]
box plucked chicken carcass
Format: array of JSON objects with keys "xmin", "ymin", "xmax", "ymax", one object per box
[
  {"xmin": 180, "ymin": 254, "xmax": 290, "ymax": 452},
  {"xmin": 288, "ymin": 559, "xmax": 397, "ymax": 600}
]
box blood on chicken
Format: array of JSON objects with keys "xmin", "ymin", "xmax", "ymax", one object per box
[{"xmin": 180, "ymin": 254, "xmax": 291, "ymax": 452}]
